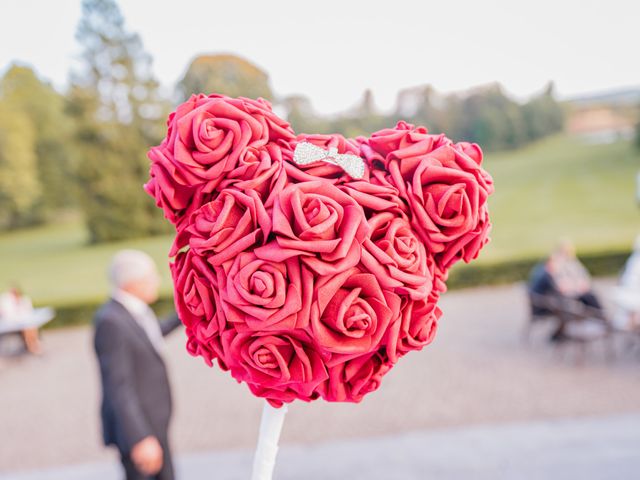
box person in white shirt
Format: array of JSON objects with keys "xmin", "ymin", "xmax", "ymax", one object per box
[{"xmin": 0, "ymin": 286, "xmax": 41, "ymax": 354}]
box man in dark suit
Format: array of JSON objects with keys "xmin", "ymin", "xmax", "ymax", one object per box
[{"xmin": 94, "ymin": 250, "xmax": 182, "ymax": 479}]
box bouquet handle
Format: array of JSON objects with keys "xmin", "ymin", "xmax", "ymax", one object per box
[{"xmin": 250, "ymin": 402, "xmax": 288, "ymax": 480}]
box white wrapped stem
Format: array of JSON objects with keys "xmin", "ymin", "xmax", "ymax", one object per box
[{"xmin": 250, "ymin": 402, "xmax": 288, "ymax": 480}]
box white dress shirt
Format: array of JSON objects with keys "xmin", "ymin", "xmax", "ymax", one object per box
[{"xmin": 111, "ymin": 289, "xmax": 165, "ymax": 354}]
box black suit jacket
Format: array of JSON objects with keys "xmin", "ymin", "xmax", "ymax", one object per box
[{"xmin": 93, "ymin": 298, "xmax": 181, "ymax": 454}]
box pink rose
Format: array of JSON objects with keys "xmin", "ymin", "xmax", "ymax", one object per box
[
  {"xmin": 217, "ymin": 250, "xmax": 314, "ymax": 332},
  {"xmin": 166, "ymin": 94, "xmax": 294, "ymax": 185},
  {"xmin": 217, "ymin": 142, "xmax": 288, "ymax": 208},
  {"xmin": 145, "ymin": 144, "xmax": 205, "ymax": 226},
  {"xmin": 261, "ymin": 180, "xmax": 369, "ymax": 276},
  {"xmin": 223, "ymin": 330, "xmax": 328, "ymax": 406},
  {"xmin": 145, "ymin": 94, "xmax": 295, "ymax": 226},
  {"xmin": 360, "ymin": 212, "xmax": 433, "ymax": 300},
  {"xmin": 172, "ymin": 188, "xmax": 271, "ymax": 265},
  {"xmin": 321, "ymin": 351, "xmax": 392, "ymax": 402},
  {"xmin": 310, "ymin": 268, "xmax": 402, "ymax": 356},
  {"xmin": 171, "ymin": 249, "xmax": 228, "ymax": 368},
  {"xmin": 364, "ymin": 121, "xmax": 450, "ymax": 168},
  {"xmin": 339, "ymin": 179, "xmax": 407, "ymax": 217},
  {"xmin": 386, "ymin": 295, "xmax": 441, "ymax": 362}
]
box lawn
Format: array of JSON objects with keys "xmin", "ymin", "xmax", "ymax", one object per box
[
  {"xmin": 0, "ymin": 134, "xmax": 639, "ymax": 306},
  {"xmin": 480, "ymin": 134, "xmax": 640, "ymax": 263},
  {"xmin": 0, "ymin": 219, "xmax": 175, "ymax": 306}
]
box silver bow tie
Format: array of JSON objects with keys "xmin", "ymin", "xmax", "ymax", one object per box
[{"xmin": 293, "ymin": 142, "xmax": 365, "ymax": 179}]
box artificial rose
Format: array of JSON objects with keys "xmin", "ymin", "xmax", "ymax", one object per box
[
  {"xmin": 167, "ymin": 94, "xmax": 293, "ymax": 183},
  {"xmin": 217, "ymin": 142, "xmax": 288, "ymax": 208},
  {"xmin": 171, "ymin": 249, "xmax": 228, "ymax": 368},
  {"xmin": 386, "ymin": 295, "xmax": 441, "ymax": 362},
  {"xmin": 262, "ymin": 180, "xmax": 369, "ymax": 276},
  {"xmin": 360, "ymin": 212, "xmax": 432, "ymax": 300},
  {"xmin": 145, "ymin": 144, "xmax": 203, "ymax": 226},
  {"xmin": 223, "ymin": 330, "xmax": 328, "ymax": 406},
  {"xmin": 339, "ymin": 179, "xmax": 407, "ymax": 217},
  {"xmin": 145, "ymin": 94, "xmax": 295, "ymax": 226},
  {"xmin": 172, "ymin": 188, "xmax": 271, "ymax": 265},
  {"xmin": 321, "ymin": 350, "xmax": 392, "ymax": 402},
  {"xmin": 436, "ymin": 204, "xmax": 491, "ymax": 269},
  {"xmin": 363, "ymin": 121, "xmax": 451, "ymax": 169},
  {"xmin": 310, "ymin": 268, "xmax": 402, "ymax": 356},
  {"xmin": 217, "ymin": 250, "xmax": 314, "ymax": 332}
]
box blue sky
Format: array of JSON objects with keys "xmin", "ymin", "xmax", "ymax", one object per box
[{"xmin": 0, "ymin": 0, "xmax": 637, "ymax": 114}]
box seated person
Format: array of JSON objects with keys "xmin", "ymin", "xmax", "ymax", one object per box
[
  {"xmin": 0, "ymin": 286, "xmax": 42, "ymax": 354},
  {"xmin": 529, "ymin": 240, "xmax": 605, "ymax": 342},
  {"xmin": 613, "ymin": 235, "xmax": 640, "ymax": 331},
  {"xmin": 547, "ymin": 239, "xmax": 603, "ymax": 313},
  {"xmin": 528, "ymin": 259, "xmax": 560, "ymax": 316}
]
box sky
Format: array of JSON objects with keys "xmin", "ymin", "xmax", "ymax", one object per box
[{"xmin": 0, "ymin": 0, "xmax": 637, "ymax": 115}]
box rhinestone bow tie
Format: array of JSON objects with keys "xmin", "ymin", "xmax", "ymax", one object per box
[{"xmin": 293, "ymin": 142, "xmax": 365, "ymax": 179}]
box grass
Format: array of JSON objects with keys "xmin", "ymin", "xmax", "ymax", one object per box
[
  {"xmin": 478, "ymin": 134, "xmax": 640, "ymax": 263},
  {"xmin": 0, "ymin": 218, "xmax": 175, "ymax": 307},
  {"xmin": 0, "ymin": 134, "xmax": 639, "ymax": 306}
]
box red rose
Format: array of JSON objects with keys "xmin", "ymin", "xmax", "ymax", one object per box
[
  {"xmin": 217, "ymin": 142, "xmax": 288, "ymax": 208},
  {"xmin": 171, "ymin": 249, "xmax": 227, "ymax": 368},
  {"xmin": 364, "ymin": 121, "xmax": 450, "ymax": 169},
  {"xmin": 217, "ymin": 250, "xmax": 314, "ymax": 332},
  {"xmin": 172, "ymin": 188, "xmax": 271, "ymax": 265},
  {"xmin": 145, "ymin": 94, "xmax": 295, "ymax": 226},
  {"xmin": 260, "ymin": 180, "xmax": 369, "ymax": 276},
  {"xmin": 310, "ymin": 268, "xmax": 402, "ymax": 356},
  {"xmin": 321, "ymin": 351, "xmax": 392, "ymax": 402},
  {"xmin": 386, "ymin": 295, "xmax": 441, "ymax": 362},
  {"xmin": 223, "ymin": 330, "xmax": 328, "ymax": 406},
  {"xmin": 145, "ymin": 144, "xmax": 204, "ymax": 226},
  {"xmin": 360, "ymin": 212, "xmax": 433, "ymax": 300}
]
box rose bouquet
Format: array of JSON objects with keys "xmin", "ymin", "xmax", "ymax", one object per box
[
  {"xmin": 145, "ymin": 93, "xmax": 493, "ymax": 409},
  {"xmin": 146, "ymin": 93, "xmax": 494, "ymax": 478}
]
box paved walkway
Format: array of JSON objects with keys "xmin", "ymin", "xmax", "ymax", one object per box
[
  {"xmin": 1, "ymin": 280, "xmax": 639, "ymax": 478},
  {"xmin": 3, "ymin": 413, "xmax": 640, "ymax": 480}
]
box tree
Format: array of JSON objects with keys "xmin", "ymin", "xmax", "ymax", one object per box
[
  {"xmin": 522, "ymin": 82, "xmax": 564, "ymax": 141},
  {"xmin": 0, "ymin": 102, "xmax": 41, "ymax": 229},
  {"xmin": 177, "ymin": 54, "xmax": 273, "ymax": 101},
  {"xmin": 69, "ymin": 0, "xmax": 170, "ymax": 243},
  {"xmin": 1, "ymin": 65, "xmax": 77, "ymax": 215}
]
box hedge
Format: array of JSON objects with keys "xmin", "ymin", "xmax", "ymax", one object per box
[{"xmin": 41, "ymin": 249, "xmax": 631, "ymax": 330}]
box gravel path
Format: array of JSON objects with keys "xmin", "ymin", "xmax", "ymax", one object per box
[{"xmin": 1, "ymin": 280, "xmax": 639, "ymax": 474}]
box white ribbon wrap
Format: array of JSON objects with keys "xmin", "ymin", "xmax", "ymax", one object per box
[{"xmin": 250, "ymin": 403, "xmax": 288, "ymax": 480}]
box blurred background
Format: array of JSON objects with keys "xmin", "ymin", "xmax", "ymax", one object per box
[{"xmin": 0, "ymin": 0, "xmax": 639, "ymax": 478}]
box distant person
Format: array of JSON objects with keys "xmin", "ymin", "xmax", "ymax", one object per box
[
  {"xmin": 0, "ymin": 286, "xmax": 42, "ymax": 354},
  {"xmin": 547, "ymin": 239, "xmax": 603, "ymax": 312},
  {"xmin": 528, "ymin": 258, "xmax": 561, "ymax": 316},
  {"xmin": 93, "ymin": 250, "xmax": 181, "ymax": 480},
  {"xmin": 529, "ymin": 240, "xmax": 605, "ymax": 342},
  {"xmin": 613, "ymin": 235, "xmax": 640, "ymax": 330}
]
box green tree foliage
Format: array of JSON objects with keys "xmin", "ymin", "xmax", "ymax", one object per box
[
  {"xmin": 286, "ymin": 83, "xmax": 565, "ymax": 152},
  {"xmin": 522, "ymin": 82, "xmax": 565, "ymax": 141},
  {"xmin": 0, "ymin": 103, "xmax": 41, "ymax": 229},
  {"xmin": 69, "ymin": 0, "xmax": 170, "ymax": 243},
  {"xmin": 0, "ymin": 65, "xmax": 77, "ymax": 215},
  {"xmin": 177, "ymin": 54, "xmax": 273, "ymax": 101}
]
